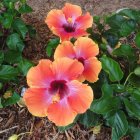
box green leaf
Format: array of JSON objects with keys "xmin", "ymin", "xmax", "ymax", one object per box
[
  {"xmin": 79, "ymin": 110, "xmax": 100, "ymax": 128},
  {"xmin": 6, "ymin": 33, "xmax": 25, "ymax": 52},
  {"xmin": 100, "ymin": 83, "xmax": 113, "ymax": 97},
  {"xmin": 0, "ymin": 83, "xmax": 3, "ymax": 90},
  {"xmin": 20, "ymin": 0, "xmax": 26, "ymax": 3},
  {"xmin": 103, "ymin": 30, "xmax": 119, "ymax": 47},
  {"xmin": 100, "ymin": 55, "xmax": 124, "ymax": 82},
  {"xmin": 112, "ymin": 44, "xmax": 135, "ymax": 61},
  {"xmin": 135, "ymin": 32, "xmax": 140, "ymax": 48},
  {"xmin": 119, "ymin": 20, "xmax": 136, "ymax": 37},
  {"xmin": 0, "ymin": 65, "xmax": 19, "ymax": 81},
  {"xmin": 3, "ymin": 0, "xmax": 19, "ymax": 4},
  {"xmin": 2, "ymin": 92, "xmax": 20, "ymax": 107},
  {"xmin": 90, "ymin": 84, "xmax": 120, "ymax": 114},
  {"xmin": 134, "ymin": 67, "xmax": 140, "ymax": 76},
  {"xmin": 111, "ymin": 84, "xmax": 125, "ymax": 93},
  {"xmin": 18, "ymin": 59, "xmax": 34, "ymax": 76},
  {"xmin": 118, "ymin": 9, "xmax": 140, "ymax": 22},
  {"xmin": 133, "ymin": 128, "xmax": 140, "ymax": 140},
  {"xmin": 12, "ymin": 18, "xmax": 28, "ymax": 39},
  {"xmin": 91, "ymin": 97, "xmax": 119, "ymax": 115},
  {"xmin": 105, "ymin": 110, "xmax": 128, "ymax": 140},
  {"xmin": 123, "ymin": 98, "xmax": 140, "ymax": 119},
  {"xmin": 93, "ymin": 16, "xmax": 100, "ymax": 24},
  {"xmin": 129, "ymin": 75, "xmax": 140, "ymax": 88},
  {"xmin": 19, "ymin": 4, "xmax": 33, "ymax": 14},
  {"xmin": 128, "ymin": 88, "xmax": 140, "ymax": 102},
  {"xmin": 0, "ymin": 98, "xmax": 3, "ymax": 108},
  {"xmin": 2, "ymin": 13, "xmax": 13, "ymax": 28},
  {"xmin": 106, "ymin": 14, "xmax": 125, "ymax": 29},
  {"xmin": 100, "ymin": 43, "xmax": 107, "ymax": 51},
  {"xmin": 46, "ymin": 38, "xmax": 60, "ymax": 57},
  {"xmin": 0, "ymin": 51, "xmax": 4, "ymax": 64},
  {"xmin": 4, "ymin": 50, "xmax": 22, "ymax": 64}
]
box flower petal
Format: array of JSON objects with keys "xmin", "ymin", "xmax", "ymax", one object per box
[
  {"xmin": 52, "ymin": 23, "xmax": 89, "ymax": 41},
  {"xmin": 68, "ymin": 80, "xmax": 93, "ymax": 113},
  {"xmin": 47, "ymin": 98, "xmax": 77, "ymax": 126},
  {"xmin": 83, "ymin": 57, "xmax": 102, "ymax": 82},
  {"xmin": 52, "ymin": 28, "xmax": 71, "ymax": 41},
  {"xmin": 27, "ymin": 59, "xmax": 54, "ymax": 88},
  {"xmin": 23, "ymin": 88, "xmax": 52, "ymax": 117},
  {"xmin": 77, "ymin": 74, "xmax": 85, "ymax": 82},
  {"xmin": 72, "ymin": 29, "xmax": 88, "ymax": 39},
  {"xmin": 62, "ymin": 3, "xmax": 82, "ymax": 19},
  {"xmin": 54, "ymin": 41, "xmax": 75, "ymax": 59},
  {"xmin": 52, "ymin": 58, "xmax": 84, "ymax": 81},
  {"xmin": 76, "ymin": 12, "xmax": 93, "ymax": 29},
  {"xmin": 45, "ymin": 9, "xmax": 66, "ymax": 30},
  {"xmin": 74, "ymin": 37, "xmax": 99, "ymax": 59}
]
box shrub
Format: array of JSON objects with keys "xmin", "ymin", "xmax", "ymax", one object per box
[
  {"xmin": 2, "ymin": 2, "xmax": 140, "ymax": 139},
  {"xmin": 45, "ymin": 6, "xmax": 140, "ymax": 140},
  {"xmin": 0, "ymin": 0, "xmax": 35, "ymax": 107}
]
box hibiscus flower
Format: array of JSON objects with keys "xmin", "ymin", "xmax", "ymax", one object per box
[
  {"xmin": 54, "ymin": 37, "xmax": 102, "ymax": 82},
  {"xmin": 23, "ymin": 57, "xmax": 93, "ymax": 126},
  {"xmin": 45, "ymin": 3, "xmax": 93, "ymax": 41}
]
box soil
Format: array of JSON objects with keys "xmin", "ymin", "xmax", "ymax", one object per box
[
  {"xmin": 27, "ymin": 0, "xmax": 140, "ymax": 21},
  {"xmin": 0, "ymin": 0, "xmax": 140, "ymax": 140}
]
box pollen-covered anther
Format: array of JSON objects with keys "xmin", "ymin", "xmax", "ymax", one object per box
[
  {"xmin": 67, "ymin": 18, "xmax": 73, "ymax": 24},
  {"xmin": 52, "ymin": 92, "xmax": 60, "ymax": 103}
]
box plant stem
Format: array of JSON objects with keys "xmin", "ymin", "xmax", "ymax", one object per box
[{"xmin": 124, "ymin": 72, "xmax": 134, "ymax": 86}]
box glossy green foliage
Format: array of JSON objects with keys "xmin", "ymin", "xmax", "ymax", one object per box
[
  {"xmin": 85, "ymin": 8, "xmax": 140, "ymax": 140},
  {"xmin": 0, "ymin": 0, "xmax": 35, "ymax": 107}
]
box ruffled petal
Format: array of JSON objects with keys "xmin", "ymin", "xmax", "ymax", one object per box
[
  {"xmin": 45, "ymin": 9, "xmax": 66, "ymax": 30},
  {"xmin": 51, "ymin": 27, "xmax": 73, "ymax": 41},
  {"xmin": 74, "ymin": 37, "xmax": 99, "ymax": 59},
  {"xmin": 76, "ymin": 12, "xmax": 93, "ymax": 29},
  {"xmin": 27, "ymin": 59, "xmax": 54, "ymax": 88},
  {"xmin": 62, "ymin": 3, "xmax": 82, "ymax": 20},
  {"xmin": 83, "ymin": 57, "xmax": 102, "ymax": 82},
  {"xmin": 52, "ymin": 58, "xmax": 84, "ymax": 81},
  {"xmin": 68, "ymin": 80, "xmax": 93, "ymax": 113},
  {"xmin": 54, "ymin": 41, "xmax": 75, "ymax": 59},
  {"xmin": 77, "ymin": 74, "xmax": 85, "ymax": 82},
  {"xmin": 23, "ymin": 88, "xmax": 52, "ymax": 117},
  {"xmin": 47, "ymin": 98, "xmax": 77, "ymax": 126},
  {"xmin": 72, "ymin": 29, "xmax": 88, "ymax": 39},
  {"xmin": 52, "ymin": 25, "xmax": 88, "ymax": 41}
]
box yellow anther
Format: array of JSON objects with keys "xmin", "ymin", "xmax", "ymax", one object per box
[
  {"xmin": 67, "ymin": 18, "xmax": 73, "ymax": 24},
  {"xmin": 52, "ymin": 93, "xmax": 60, "ymax": 103}
]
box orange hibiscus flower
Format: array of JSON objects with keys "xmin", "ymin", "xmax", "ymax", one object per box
[
  {"xmin": 23, "ymin": 58, "xmax": 93, "ymax": 126},
  {"xmin": 54, "ymin": 37, "xmax": 102, "ymax": 83},
  {"xmin": 45, "ymin": 3, "xmax": 93, "ymax": 41}
]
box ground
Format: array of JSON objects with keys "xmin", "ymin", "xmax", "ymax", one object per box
[{"xmin": 0, "ymin": 0, "xmax": 140, "ymax": 139}]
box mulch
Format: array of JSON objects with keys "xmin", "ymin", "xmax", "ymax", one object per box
[{"xmin": 1, "ymin": 0, "xmax": 140, "ymax": 139}]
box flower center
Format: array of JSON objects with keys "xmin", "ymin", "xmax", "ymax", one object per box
[
  {"xmin": 63, "ymin": 18, "xmax": 76, "ymax": 33},
  {"xmin": 78, "ymin": 57, "xmax": 85, "ymax": 65},
  {"xmin": 67, "ymin": 18, "xmax": 73, "ymax": 24},
  {"xmin": 49, "ymin": 80, "xmax": 68, "ymax": 103}
]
